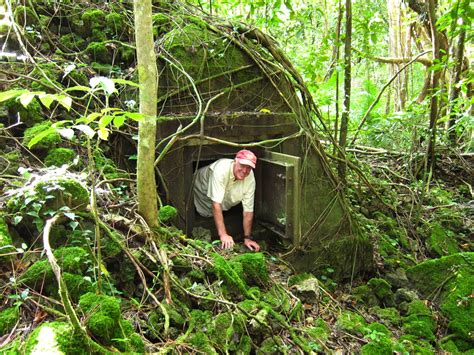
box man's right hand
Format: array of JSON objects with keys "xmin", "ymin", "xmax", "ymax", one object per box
[{"xmin": 220, "ymin": 234, "xmax": 235, "ymax": 249}]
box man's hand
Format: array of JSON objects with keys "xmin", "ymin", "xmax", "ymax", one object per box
[
  {"xmin": 220, "ymin": 234, "xmax": 235, "ymax": 249},
  {"xmin": 244, "ymin": 238, "xmax": 260, "ymax": 252}
]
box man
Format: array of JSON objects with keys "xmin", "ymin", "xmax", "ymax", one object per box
[{"xmin": 194, "ymin": 149, "xmax": 260, "ymax": 251}]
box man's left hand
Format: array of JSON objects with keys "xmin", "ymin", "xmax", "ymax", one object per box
[{"xmin": 244, "ymin": 238, "xmax": 260, "ymax": 252}]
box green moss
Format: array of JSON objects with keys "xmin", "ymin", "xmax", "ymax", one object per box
[
  {"xmin": 82, "ymin": 9, "xmax": 106, "ymax": 30},
  {"xmin": 159, "ymin": 205, "xmax": 177, "ymax": 223},
  {"xmin": 0, "ymin": 150, "xmax": 21, "ymax": 175},
  {"xmin": 262, "ymin": 285, "xmax": 291, "ymax": 313},
  {"xmin": 35, "ymin": 178, "xmax": 89, "ymax": 211},
  {"xmin": 306, "ymin": 318, "xmax": 330, "ymax": 342},
  {"xmin": 0, "ymin": 306, "xmax": 19, "ymax": 336},
  {"xmin": 288, "ymin": 272, "xmax": 314, "ymax": 287},
  {"xmin": 212, "ymin": 253, "xmax": 249, "ymax": 296},
  {"xmin": 257, "ymin": 336, "xmax": 286, "ymax": 354},
  {"xmin": 428, "ymin": 223, "xmax": 459, "ymax": 256},
  {"xmin": 402, "ymin": 320, "xmax": 435, "ymax": 342},
  {"xmin": 105, "ymin": 13, "xmax": 124, "ymax": 35},
  {"xmin": 79, "ymin": 292, "xmax": 122, "ymax": 344},
  {"xmin": 361, "ymin": 337, "xmax": 393, "ymax": 355},
  {"xmin": 112, "ymin": 320, "xmax": 144, "ymax": 353},
  {"xmin": 353, "ymin": 285, "xmax": 379, "ymax": 306},
  {"xmin": 5, "ymin": 98, "xmax": 44, "ymax": 127},
  {"xmin": 0, "ymin": 216, "xmax": 15, "ymax": 263},
  {"xmin": 367, "ymin": 278, "xmax": 392, "ymax": 299},
  {"xmin": 13, "ymin": 5, "xmax": 39, "ymax": 26},
  {"xmin": 86, "ymin": 42, "xmax": 111, "ymax": 63},
  {"xmin": 59, "ymin": 33, "xmax": 86, "ymax": 51},
  {"xmin": 369, "ymin": 306, "xmax": 401, "ymax": 326},
  {"xmin": 335, "ymin": 311, "xmax": 367, "ymax": 335},
  {"xmin": 60, "ymin": 273, "xmax": 94, "ymax": 302},
  {"xmin": 44, "ymin": 148, "xmax": 76, "ymax": 167},
  {"xmin": 232, "ymin": 253, "xmax": 269, "ymax": 286},
  {"xmin": 23, "ymin": 322, "xmax": 87, "ymax": 354},
  {"xmin": 20, "ymin": 259, "xmax": 54, "ymax": 286},
  {"xmin": 23, "ymin": 121, "xmax": 61, "ymax": 150},
  {"xmin": 210, "ymin": 312, "xmax": 247, "ymax": 352},
  {"xmin": 439, "ymin": 267, "xmax": 474, "ymax": 351},
  {"xmin": 396, "ymin": 335, "xmax": 435, "ymax": 354},
  {"xmin": 188, "ymin": 332, "xmax": 217, "ymax": 354},
  {"xmin": 102, "ymin": 232, "xmax": 123, "ymax": 258}
]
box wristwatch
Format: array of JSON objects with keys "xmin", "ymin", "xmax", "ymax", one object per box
[{"xmin": 244, "ymin": 235, "xmax": 254, "ymax": 241}]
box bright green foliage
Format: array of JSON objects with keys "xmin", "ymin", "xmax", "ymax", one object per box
[
  {"xmin": 188, "ymin": 332, "xmax": 217, "ymax": 354},
  {"xmin": 212, "ymin": 253, "xmax": 248, "ymax": 296},
  {"xmin": 306, "ymin": 318, "xmax": 330, "ymax": 342},
  {"xmin": 23, "ymin": 122, "xmax": 61, "ymax": 150},
  {"xmin": 55, "ymin": 272, "xmax": 93, "ymax": 302},
  {"xmin": 0, "ymin": 216, "xmax": 15, "ymax": 263},
  {"xmin": 210, "ymin": 312, "xmax": 249, "ymax": 353},
  {"xmin": 257, "ymin": 336, "xmax": 286, "ymax": 354},
  {"xmin": 402, "ymin": 320, "xmax": 436, "ymax": 342},
  {"xmin": 262, "ymin": 285, "xmax": 291, "ymax": 313},
  {"xmin": 158, "ymin": 205, "xmax": 178, "ymax": 223},
  {"xmin": 105, "ymin": 13, "xmax": 124, "ymax": 34},
  {"xmin": 44, "ymin": 148, "xmax": 76, "ymax": 167},
  {"xmin": 361, "ymin": 337, "xmax": 393, "ymax": 355},
  {"xmin": 0, "ymin": 307, "xmax": 19, "ymax": 336},
  {"xmin": 335, "ymin": 311, "xmax": 367, "ymax": 335},
  {"xmin": 59, "ymin": 33, "xmax": 87, "ymax": 51},
  {"xmin": 35, "ymin": 179, "xmax": 89, "ymax": 211},
  {"xmin": 115, "ymin": 319, "xmax": 145, "ymax": 353}
]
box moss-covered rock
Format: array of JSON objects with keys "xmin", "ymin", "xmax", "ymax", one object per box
[
  {"xmin": 232, "ymin": 252, "xmax": 269, "ymax": 286},
  {"xmin": 256, "ymin": 336, "xmax": 286, "ymax": 354},
  {"xmin": 44, "ymin": 148, "xmax": 76, "ymax": 167},
  {"xmin": 158, "ymin": 205, "xmax": 177, "ymax": 223},
  {"xmin": 81, "ymin": 9, "xmax": 106, "ymax": 32},
  {"xmin": 86, "ymin": 42, "xmax": 112, "ymax": 63},
  {"xmin": 23, "ymin": 321, "xmax": 88, "ymax": 354},
  {"xmin": 361, "ymin": 336, "xmax": 393, "ymax": 355},
  {"xmin": 407, "ymin": 253, "xmax": 474, "ymax": 350},
  {"xmin": 0, "ymin": 150, "xmax": 21, "ymax": 175},
  {"xmin": 0, "ymin": 306, "xmax": 19, "ymax": 336},
  {"xmin": 369, "ymin": 306, "xmax": 401, "ymax": 326},
  {"xmin": 34, "ymin": 178, "xmax": 89, "ymax": 212},
  {"xmin": 335, "ymin": 311, "xmax": 367, "ymax": 336},
  {"xmin": 59, "ymin": 33, "xmax": 87, "ymax": 51},
  {"xmin": 23, "ymin": 121, "xmax": 61, "ymax": 150},
  {"xmin": 428, "ymin": 222, "xmax": 459, "ymax": 256},
  {"xmin": 79, "ymin": 292, "xmax": 121, "ymax": 344},
  {"xmin": 4, "ymin": 97, "xmax": 44, "ymax": 127},
  {"xmin": 210, "ymin": 312, "xmax": 249, "ymax": 353}
]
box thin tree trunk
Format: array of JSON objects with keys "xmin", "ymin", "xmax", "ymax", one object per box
[
  {"xmin": 425, "ymin": 0, "xmax": 441, "ymax": 173},
  {"xmin": 338, "ymin": 0, "xmax": 352, "ymax": 182},
  {"xmin": 334, "ymin": 0, "xmax": 343, "ymax": 148},
  {"xmin": 447, "ymin": 0, "xmax": 468, "ymax": 143},
  {"xmin": 134, "ymin": 0, "xmax": 159, "ymax": 228}
]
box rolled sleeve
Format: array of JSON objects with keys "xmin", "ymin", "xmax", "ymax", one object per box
[{"xmin": 241, "ymin": 175, "xmax": 255, "ymax": 212}]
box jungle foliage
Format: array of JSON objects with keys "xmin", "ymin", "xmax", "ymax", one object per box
[{"xmin": 0, "ymin": 0, "xmax": 472, "ymax": 353}]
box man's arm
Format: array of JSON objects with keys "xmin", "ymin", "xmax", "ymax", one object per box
[
  {"xmin": 243, "ymin": 211, "xmax": 260, "ymax": 251},
  {"xmin": 212, "ymin": 201, "xmax": 234, "ymax": 249}
]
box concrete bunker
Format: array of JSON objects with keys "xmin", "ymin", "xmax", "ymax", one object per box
[{"xmin": 154, "ymin": 6, "xmax": 373, "ymax": 279}]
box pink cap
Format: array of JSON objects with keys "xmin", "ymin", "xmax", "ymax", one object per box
[{"xmin": 235, "ymin": 149, "xmax": 257, "ymax": 168}]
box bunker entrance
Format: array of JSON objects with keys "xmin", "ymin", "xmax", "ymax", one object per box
[{"xmin": 183, "ymin": 147, "xmax": 301, "ymax": 244}]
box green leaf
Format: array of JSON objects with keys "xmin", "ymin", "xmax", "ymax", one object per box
[
  {"xmin": 57, "ymin": 95, "xmax": 73, "ymax": 110},
  {"xmin": 123, "ymin": 112, "xmax": 144, "ymax": 121},
  {"xmin": 64, "ymin": 212, "xmax": 76, "ymax": 220},
  {"xmin": 19, "ymin": 92, "xmax": 38, "ymax": 107},
  {"xmin": 69, "ymin": 221, "xmax": 79, "ymax": 230},
  {"xmin": 113, "ymin": 115, "xmax": 126, "ymax": 128},
  {"xmin": 113, "ymin": 78, "xmax": 140, "ymax": 87},
  {"xmin": 64, "ymin": 85, "xmax": 91, "ymax": 93},
  {"xmin": 12, "ymin": 215, "xmax": 23, "ymax": 225},
  {"xmin": 37, "ymin": 93, "xmax": 55, "ymax": 109},
  {"xmin": 27, "ymin": 127, "xmax": 56, "ymax": 149},
  {"xmin": 99, "ymin": 115, "xmax": 114, "ymax": 128},
  {"xmin": 0, "ymin": 89, "xmax": 27, "ymax": 102},
  {"xmin": 98, "ymin": 127, "xmax": 109, "ymax": 140}
]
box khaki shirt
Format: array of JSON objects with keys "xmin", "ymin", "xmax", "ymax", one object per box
[{"xmin": 194, "ymin": 159, "xmax": 255, "ymax": 217}]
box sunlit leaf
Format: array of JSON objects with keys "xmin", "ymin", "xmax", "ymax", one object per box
[
  {"xmin": 57, "ymin": 95, "xmax": 73, "ymax": 110},
  {"xmin": 19, "ymin": 92, "xmax": 37, "ymax": 107},
  {"xmin": 90, "ymin": 76, "xmax": 116, "ymax": 96},
  {"xmin": 0, "ymin": 89, "xmax": 28, "ymax": 102},
  {"xmin": 73, "ymin": 124, "xmax": 95, "ymax": 139},
  {"xmin": 113, "ymin": 115, "xmax": 126, "ymax": 128},
  {"xmin": 63, "ymin": 64, "xmax": 76, "ymax": 79},
  {"xmin": 64, "ymin": 85, "xmax": 91, "ymax": 93},
  {"xmin": 57, "ymin": 128, "xmax": 75, "ymax": 140},
  {"xmin": 98, "ymin": 127, "xmax": 109, "ymax": 140},
  {"xmin": 123, "ymin": 112, "xmax": 144, "ymax": 121},
  {"xmin": 37, "ymin": 93, "xmax": 54, "ymax": 109},
  {"xmin": 27, "ymin": 127, "xmax": 56, "ymax": 149},
  {"xmin": 99, "ymin": 115, "xmax": 114, "ymax": 128}
]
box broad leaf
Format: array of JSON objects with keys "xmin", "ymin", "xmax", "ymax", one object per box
[
  {"xmin": 113, "ymin": 115, "xmax": 126, "ymax": 128},
  {"xmin": 57, "ymin": 95, "xmax": 73, "ymax": 110},
  {"xmin": 37, "ymin": 93, "xmax": 54, "ymax": 109},
  {"xmin": 113, "ymin": 78, "xmax": 140, "ymax": 87},
  {"xmin": 98, "ymin": 127, "xmax": 109, "ymax": 140},
  {"xmin": 19, "ymin": 92, "xmax": 38, "ymax": 107},
  {"xmin": 73, "ymin": 124, "xmax": 95, "ymax": 139},
  {"xmin": 57, "ymin": 128, "xmax": 75, "ymax": 140},
  {"xmin": 0, "ymin": 89, "xmax": 27, "ymax": 102},
  {"xmin": 27, "ymin": 127, "xmax": 57, "ymax": 149}
]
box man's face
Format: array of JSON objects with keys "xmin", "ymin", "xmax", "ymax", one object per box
[{"xmin": 233, "ymin": 161, "xmax": 252, "ymax": 180}]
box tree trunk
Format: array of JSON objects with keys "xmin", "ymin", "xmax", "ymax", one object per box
[
  {"xmin": 387, "ymin": 0, "xmax": 411, "ymax": 111},
  {"xmin": 338, "ymin": 0, "xmax": 352, "ymax": 182},
  {"xmin": 447, "ymin": 0, "xmax": 469, "ymax": 144},
  {"xmin": 425, "ymin": 0, "xmax": 441, "ymax": 173},
  {"xmin": 134, "ymin": 0, "xmax": 159, "ymax": 228}
]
